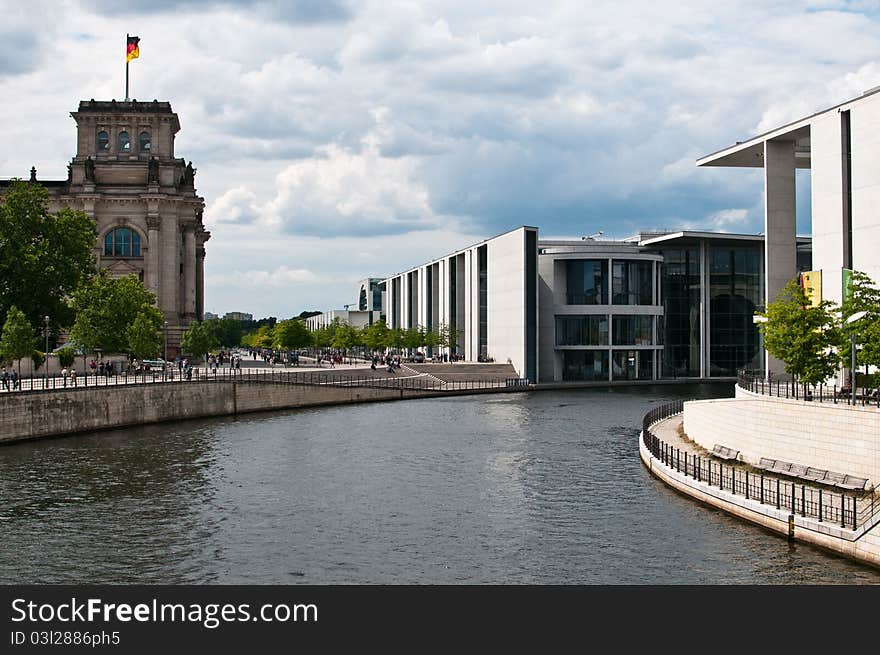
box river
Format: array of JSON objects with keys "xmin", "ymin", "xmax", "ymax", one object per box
[{"xmin": 1, "ymin": 384, "xmax": 877, "ymax": 584}]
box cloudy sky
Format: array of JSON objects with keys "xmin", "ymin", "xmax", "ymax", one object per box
[{"xmin": 2, "ymin": 1, "xmax": 880, "ymax": 319}]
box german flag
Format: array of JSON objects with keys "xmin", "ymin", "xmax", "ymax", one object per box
[{"xmin": 126, "ymin": 35, "xmax": 140, "ymax": 63}]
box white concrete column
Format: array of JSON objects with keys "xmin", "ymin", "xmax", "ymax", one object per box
[{"xmin": 764, "ymin": 139, "xmax": 798, "ymax": 374}]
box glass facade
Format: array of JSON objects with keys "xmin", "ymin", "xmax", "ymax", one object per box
[
  {"xmin": 708, "ymin": 246, "xmax": 761, "ymax": 376},
  {"xmin": 659, "ymin": 248, "xmax": 701, "ymax": 377},
  {"xmin": 566, "ymin": 260, "xmax": 608, "ymax": 304},
  {"xmin": 556, "ymin": 316, "xmax": 608, "ymax": 346},
  {"xmin": 612, "ymin": 260, "xmax": 653, "ymax": 305},
  {"xmin": 612, "ymin": 315, "xmax": 653, "ymax": 345},
  {"xmin": 562, "ymin": 350, "xmax": 609, "ymax": 381}
]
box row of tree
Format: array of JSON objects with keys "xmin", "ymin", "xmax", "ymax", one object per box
[
  {"xmin": 757, "ymin": 271, "xmax": 880, "ymax": 385},
  {"xmin": 240, "ymin": 318, "xmax": 461, "ymax": 357}
]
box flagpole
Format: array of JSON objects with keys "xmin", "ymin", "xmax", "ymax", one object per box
[{"xmin": 125, "ymin": 33, "xmax": 130, "ymax": 101}]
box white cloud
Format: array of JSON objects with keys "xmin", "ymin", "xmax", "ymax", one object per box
[
  {"xmin": 4, "ymin": 1, "xmax": 880, "ymax": 316},
  {"xmin": 207, "ymin": 265, "xmax": 317, "ymax": 289}
]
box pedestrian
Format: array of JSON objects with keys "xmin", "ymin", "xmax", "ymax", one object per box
[
  {"xmin": 11, "ymin": 369, "xmax": 19, "ymax": 390},
  {"xmin": 0, "ymin": 367, "xmax": 8, "ymax": 391},
  {"xmin": 61, "ymin": 366, "xmax": 67, "ymax": 387},
  {"xmin": 69, "ymin": 367, "xmax": 76, "ymax": 387}
]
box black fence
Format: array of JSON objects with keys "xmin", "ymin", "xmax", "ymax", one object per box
[
  {"xmin": 738, "ymin": 369, "xmax": 880, "ymax": 408},
  {"xmin": 0, "ymin": 367, "xmax": 527, "ymax": 396},
  {"xmin": 642, "ymin": 401, "xmax": 877, "ymax": 531}
]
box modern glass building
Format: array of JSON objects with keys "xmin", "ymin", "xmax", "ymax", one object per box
[{"xmin": 312, "ymin": 227, "xmax": 810, "ymax": 383}]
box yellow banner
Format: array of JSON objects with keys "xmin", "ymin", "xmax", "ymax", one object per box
[{"xmin": 801, "ymin": 270, "xmax": 822, "ymax": 307}]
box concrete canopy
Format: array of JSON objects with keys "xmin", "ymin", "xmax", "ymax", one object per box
[{"xmin": 697, "ymin": 124, "xmax": 811, "ymax": 169}]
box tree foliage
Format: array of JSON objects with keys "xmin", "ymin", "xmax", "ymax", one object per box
[
  {"xmin": 757, "ymin": 278, "xmax": 841, "ymax": 385},
  {"xmin": 56, "ymin": 347, "xmax": 76, "ymax": 368},
  {"xmin": 839, "ymin": 270, "xmax": 880, "ymax": 371},
  {"xmin": 69, "ymin": 273, "xmax": 163, "ymax": 355},
  {"xmin": 181, "ymin": 320, "xmax": 220, "ymax": 362},
  {"xmin": 126, "ymin": 310, "xmax": 163, "ymax": 360},
  {"xmin": 273, "ymin": 319, "xmax": 311, "ymax": 350},
  {"xmin": 0, "ymin": 180, "xmax": 97, "ymax": 330},
  {"xmin": 0, "ymin": 305, "xmax": 35, "ymax": 372}
]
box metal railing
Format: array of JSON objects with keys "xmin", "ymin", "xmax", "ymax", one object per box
[
  {"xmin": 738, "ymin": 369, "xmax": 880, "ymax": 408},
  {"xmin": 642, "ymin": 401, "xmax": 877, "ymax": 531},
  {"xmin": 0, "ymin": 366, "xmax": 527, "ymax": 396}
]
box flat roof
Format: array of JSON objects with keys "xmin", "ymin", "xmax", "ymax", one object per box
[
  {"xmin": 697, "ymin": 85, "xmax": 880, "ymax": 168},
  {"xmin": 637, "ymin": 230, "xmax": 811, "ymax": 246}
]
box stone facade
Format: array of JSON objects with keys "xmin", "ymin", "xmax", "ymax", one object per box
[{"xmin": 1, "ymin": 99, "xmax": 210, "ymax": 355}]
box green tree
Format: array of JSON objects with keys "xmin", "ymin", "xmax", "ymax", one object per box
[
  {"xmin": 69, "ymin": 273, "xmax": 163, "ymax": 356},
  {"xmin": 0, "ymin": 180, "xmax": 97, "ymax": 330},
  {"xmin": 389, "ymin": 327, "xmax": 406, "ymax": 353},
  {"xmin": 205, "ymin": 317, "xmax": 245, "ymax": 348},
  {"xmin": 273, "ymin": 319, "xmax": 311, "ymax": 351},
  {"xmin": 437, "ymin": 322, "xmax": 461, "ymax": 353},
  {"xmin": 0, "ymin": 306, "xmax": 35, "ymax": 376},
  {"xmin": 361, "ymin": 319, "xmax": 390, "ymax": 352},
  {"xmin": 181, "ymin": 320, "xmax": 220, "ymax": 363},
  {"xmin": 331, "ymin": 321, "xmax": 360, "ymax": 359},
  {"xmin": 839, "ymin": 270, "xmax": 880, "ymax": 371},
  {"xmin": 126, "ymin": 310, "xmax": 163, "ymax": 360},
  {"xmin": 757, "ymin": 278, "xmax": 841, "ymax": 386},
  {"xmin": 31, "ymin": 350, "xmax": 45, "ymax": 372},
  {"xmin": 56, "ymin": 347, "xmax": 76, "ymax": 368}
]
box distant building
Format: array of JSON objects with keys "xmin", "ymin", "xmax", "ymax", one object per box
[
  {"xmin": 204, "ymin": 312, "xmax": 218, "ymax": 320},
  {"xmin": 357, "ymin": 277, "xmax": 386, "ymax": 316},
  {"xmin": 304, "ymin": 310, "xmax": 381, "ymax": 332},
  {"xmin": 223, "ymin": 312, "xmax": 253, "ymax": 322},
  {"xmin": 0, "ymin": 98, "xmax": 211, "ymax": 356}
]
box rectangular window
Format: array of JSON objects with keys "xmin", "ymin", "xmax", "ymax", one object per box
[
  {"xmin": 562, "ymin": 350, "xmax": 609, "ymax": 381},
  {"xmin": 478, "ymin": 245, "xmax": 488, "ymax": 359},
  {"xmin": 555, "ymin": 315, "xmax": 608, "ymax": 346},
  {"xmin": 658, "ymin": 248, "xmax": 701, "ymax": 377},
  {"xmin": 612, "ymin": 315, "xmax": 653, "ymax": 345},
  {"xmin": 612, "ymin": 350, "xmax": 638, "ymax": 381},
  {"xmin": 566, "ymin": 259, "xmax": 608, "ymax": 304},
  {"xmin": 612, "ymin": 260, "xmax": 653, "ymax": 305}
]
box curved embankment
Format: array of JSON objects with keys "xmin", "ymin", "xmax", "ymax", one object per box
[
  {"xmin": 0, "ymin": 378, "xmax": 526, "ymax": 445},
  {"xmin": 640, "ymin": 403, "xmax": 880, "ymax": 570}
]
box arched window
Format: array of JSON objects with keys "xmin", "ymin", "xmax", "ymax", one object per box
[
  {"xmin": 104, "ymin": 228, "xmax": 141, "ymax": 257},
  {"xmin": 118, "ymin": 131, "xmax": 131, "ymax": 153},
  {"xmin": 139, "ymin": 131, "xmax": 151, "ymax": 152},
  {"xmin": 97, "ymin": 131, "xmax": 110, "ymax": 151}
]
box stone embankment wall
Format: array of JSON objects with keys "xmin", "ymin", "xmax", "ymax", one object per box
[
  {"xmin": 0, "ymin": 382, "xmax": 511, "ymax": 444},
  {"xmin": 683, "ymin": 386, "xmax": 880, "ymax": 486}
]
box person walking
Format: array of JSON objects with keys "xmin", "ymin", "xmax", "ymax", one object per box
[
  {"xmin": 10, "ymin": 368, "xmax": 19, "ymax": 390},
  {"xmin": 61, "ymin": 366, "xmax": 67, "ymax": 388},
  {"xmin": 0, "ymin": 367, "xmax": 8, "ymax": 391},
  {"xmin": 69, "ymin": 367, "xmax": 76, "ymax": 387}
]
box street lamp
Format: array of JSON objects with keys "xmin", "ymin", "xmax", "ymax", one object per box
[
  {"xmin": 163, "ymin": 321, "xmax": 169, "ymax": 381},
  {"xmin": 845, "ymin": 310, "xmax": 868, "ymax": 405},
  {"xmin": 43, "ymin": 315, "xmax": 49, "ymax": 389}
]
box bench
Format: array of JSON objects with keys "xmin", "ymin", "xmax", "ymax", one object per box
[
  {"xmin": 803, "ymin": 467, "xmax": 828, "ymax": 481},
  {"xmin": 769, "ymin": 460, "xmax": 793, "ymax": 474},
  {"xmin": 788, "ymin": 464, "xmax": 809, "ymax": 477},
  {"xmin": 836, "ymin": 475, "xmax": 870, "ymax": 491},
  {"xmin": 711, "ymin": 444, "xmax": 740, "ymax": 461},
  {"xmin": 757, "ymin": 458, "xmax": 776, "ymax": 471}
]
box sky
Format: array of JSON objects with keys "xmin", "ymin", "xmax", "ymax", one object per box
[{"xmin": 2, "ymin": 1, "xmax": 880, "ymax": 319}]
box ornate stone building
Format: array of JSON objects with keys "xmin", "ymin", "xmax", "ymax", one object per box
[{"xmin": 1, "ymin": 99, "xmax": 210, "ymax": 354}]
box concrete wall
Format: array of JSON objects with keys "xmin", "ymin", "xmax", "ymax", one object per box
[
  {"xmin": 0, "ymin": 381, "xmax": 428, "ymax": 444},
  {"xmin": 486, "ymin": 229, "xmax": 529, "ymax": 376},
  {"xmin": 683, "ymin": 387, "xmax": 880, "ymax": 485},
  {"xmin": 851, "ymin": 93, "xmax": 880, "ymax": 289},
  {"xmin": 811, "ymin": 111, "xmax": 846, "ymax": 305}
]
